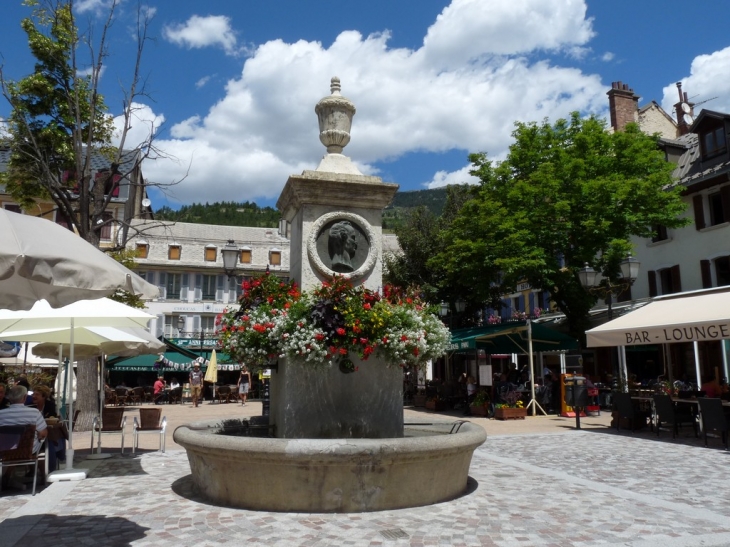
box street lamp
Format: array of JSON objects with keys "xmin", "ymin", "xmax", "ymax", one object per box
[
  {"xmin": 439, "ymin": 299, "xmax": 466, "ymax": 329},
  {"xmin": 221, "ymin": 239, "xmax": 239, "ymax": 279},
  {"xmin": 578, "ymin": 254, "xmax": 640, "ymax": 320}
]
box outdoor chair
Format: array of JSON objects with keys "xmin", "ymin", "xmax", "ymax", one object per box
[
  {"xmin": 653, "ymin": 394, "xmax": 696, "ymax": 438},
  {"xmin": 128, "ymin": 386, "xmax": 145, "ymax": 405},
  {"xmin": 0, "ymin": 424, "xmax": 48, "ymax": 496},
  {"xmin": 115, "ymin": 388, "xmax": 130, "ymax": 405},
  {"xmin": 228, "ymin": 385, "xmax": 239, "ymax": 403},
  {"xmin": 104, "ymin": 388, "xmax": 117, "ymax": 406},
  {"xmin": 91, "ymin": 407, "xmax": 127, "ymax": 454},
  {"xmin": 143, "ymin": 386, "xmax": 154, "ymax": 404},
  {"xmin": 132, "ymin": 408, "xmax": 166, "ymax": 454},
  {"xmin": 697, "ymin": 397, "xmax": 729, "ymax": 449},
  {"xmin": 216, "ymin": 385, "xmax": 232, "ymax": 404},
  {"xmin": 168, "ymin": 386, "xmax": 183, "ymax": 404},
  {"xmin": 613, "ymin": 393, "xmax": 650, "ymax": 432}
]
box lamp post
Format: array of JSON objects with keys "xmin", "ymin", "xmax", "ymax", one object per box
[
  {"xmin": 221, "ymin": 239, "xmax": 239, "ymax": 279},
  {"xmin": 578, "ymin": 254, "xmax": 640, "ymax": 320}
]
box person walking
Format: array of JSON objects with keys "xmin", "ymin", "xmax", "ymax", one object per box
[
  {"xmin": 189, "ymin": 363, "xmax": 204, "ymax": 408},
  {"xmin": 237, "ymin": 365, "xmax": 251, "ymax": 406}
]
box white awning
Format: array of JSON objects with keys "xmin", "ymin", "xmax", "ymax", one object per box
[{"xmin": 586, "ymin": 289, "xmax": 730, "ymax": 347}]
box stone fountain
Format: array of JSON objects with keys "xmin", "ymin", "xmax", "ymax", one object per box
[{"xmin": 174, "ymin": 78, "xmax": 486, "ymax": 512}]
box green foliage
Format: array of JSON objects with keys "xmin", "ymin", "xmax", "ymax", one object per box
[
  {"xmin": 384, "ymin": 184, "xmax": 476, "ymax": 316},
  {"xmin": 155, "ymin": 201, "xmax": 280, "ymax": 228},
  {"xmin": 383, "ymin": 187, "xmax": 450, "ymax": 231},
  {"xmin": 0, "ymin": 0, "xmax": 116, "ymax": 241},
  {"xmin": 432, "ymin": 113, "xmax": 689, "ymax": 340}
]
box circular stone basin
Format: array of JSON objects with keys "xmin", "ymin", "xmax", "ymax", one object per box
[{"xmin": 174, "ymin": 420, "xmax": 487, "ymax": 513}]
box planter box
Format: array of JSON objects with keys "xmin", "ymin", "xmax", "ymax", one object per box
[
  {"xmin": 412, "ymin": 394, "xmax": 427, "ymax": 408},
  {"xmin": 425, "ymin": 400, "xmax": 447, "ymax": 411},
  {"xmin": 494, "ymin": 407, "xmax": 527, "ymax": 420},
  {"xmin": 469, "ymin": 405, "xmax": 490, "ymax": 417}
]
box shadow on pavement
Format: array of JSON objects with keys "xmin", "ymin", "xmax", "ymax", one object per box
[{"xmin": 0, "ymin": 514, "xmax": 149, "ymax": 547}]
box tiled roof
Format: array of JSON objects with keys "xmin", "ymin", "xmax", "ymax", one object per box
[{"xmin": 0, "ymin": 146, "xmax": 139, "ymax": 174}]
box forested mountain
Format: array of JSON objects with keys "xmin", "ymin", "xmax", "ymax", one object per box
[
  {"xmin": 155, "ymin": 201, "xmax": 280, "ymax": 227},
  {"xmin": 154, "ymin": 188, "xmax": 455, "ymax": 230}
]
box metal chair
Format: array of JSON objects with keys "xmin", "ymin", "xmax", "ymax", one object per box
[
  {"xmin": 168, "ymin": 386, "xmax": 183, "ymax": 404},
  {"xmin": 653, "ymin": 394, "xmax": 696, "ymax": 438},
  {"xmin": 128, "ymin": 386, "xmax": 145, "ymax": 405},
  {"xmin": 216, "ymin": 385, "xmax": 232, "ymax": 403},
  {"xmin": 697, "ymin": 397, "xmax": 729, "ymax": 449},
  {"xmin": 132, "ymin": 408, "xmax": 166, "ymax": 454},
  {"xmin": 0, "ymin": 424, "xmax": 48, "ymax": 496},
  {"xmin": 613, "ymin": 393, "xmax": 650, "ymax": 432},
  {"xmin": 91, "ymin": 407, "xmax": 127, "ymax": 454},
  {"xmin": 115, "ymin": 388, "xmax": 130, "ymax": 406}
]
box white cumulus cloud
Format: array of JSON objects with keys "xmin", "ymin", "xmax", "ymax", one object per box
[
  {"xmin": 163, "ymin": 15, "xmax": 238, "ymax": 55},
  {"xmin": 662, "ymin": 46, "xmax": 730, "ymax": 116},
  {"xmin": 136, "ymin": 0, "xmax": 627, "ymax": 205}
]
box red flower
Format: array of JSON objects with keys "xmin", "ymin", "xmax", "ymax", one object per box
[
  {"xmin": 315, "ymin": 333, "xmax": 325, "ymax": 342},
  {"xmin": 363, "ymin": 346, "xmax": 374, "ymax": 356},
  {"xmin": 336, "ymin": 327, "xmax": 346, "ymax": 336},
  {"xmin": 363, "ymin": 303, "xmax": 371, "ymax": 310},
  {"xmin": 406, "ymin": 297, "xmax": 413, "ymax": 304},
  {"xmin": 400, "ymin": 335, "xmax": 408, "ymax": 342},
  {"xmin": 253, "ymin": 280, "xmax": 261, "ymax": 287},
  {"xmin": 329, "ymin": 346, "xmax": 337, "ymax": 355},
  {"xmin": 339, "ymin": 347, "xmax": 348, "ymax": 355},
  {"xmin": 267, "ymin": 296, "xmax": 274, "ymax": 304},
  {"xmin": 359, "ymin": 337, "xmax": 368, "ymax": 345},
  {"xmin": 242, "ymin": 281, "xmax": 251, "ymax": 290},
  {"xmin": 412, "ymin": 348, "xmax": 419, "ymax": 356},
  {"xmin": 382, "ymin": 337, "xmax": 389, "ymax": 344},
  {"xmin": 242, "ymin": 315, "xmax": 250, "ymax": 322},
  {"xmin": 284, "ymin": 302, "xmax": 291, "ymax": 309}
]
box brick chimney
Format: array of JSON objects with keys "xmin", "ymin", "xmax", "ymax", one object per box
[
  {"xmin": 607, "ymin": 81, "xmax": 639, "ymax": 131},
  {"xmin": 674, "ymin": 82, "xmax": 695, "ymax": 136}
]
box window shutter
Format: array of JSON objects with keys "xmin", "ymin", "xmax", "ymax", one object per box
[
  {"xmin": 701, "ymin": 260, "xmax": 713, "ymax": 288},
  {"xmin": 181, "ymin": 273, "xmax": 189, "ymax": 301},
  {"xmin": 157, "ymin": 272, "xmax": 167, "ymax": 300},
  {"xmin": 216, "ymin": 275, "xmax": 225, "ymax": 302},
  {"xmin": 193, "ymin": 315, "xmax": 201, "ymax": 333},
  {"xmin": 648, "ymin": 270, "xmax": 657, "ymax": 297},
  {"xmin": 693, "ymin": 195, "xmax": 705, "ymax": 230},
  {"xmin": 671, "ymin": 265, "xmax": 682, "ymax": 293},
  {"xmin": 721, "ymin": 185, "xmax": 730, "ymax": 222},
  {"xmin": 194, "ymin": 274, "xmax": 202, "ymax": 301},
  {"xmin": 155, "ymin": 314, "xmax": 165, "ymax": 338},
  {"xmin": 146, "ymin": 271, "xmax": 155, "ymax": 285}
]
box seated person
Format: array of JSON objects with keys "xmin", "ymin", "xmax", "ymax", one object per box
[
  {"xmin": 30, "ymin": 385, "xmax": 65, "ymax": 470},
  {"xmin": 153, "ymin": 375, "xmax": 168, "ymax": 404},
  {"xmin": 0, "ymin": 385, "xmax": 48, "ymax": 488},
  {"xmin": 701, "ymin": 378, "xmax": 723, "ymax": 398},
  {"xmin": 0, "ymin": 383, "xmax": 10, "ymax": 410},
  {"xmin": 169, "ymin": 377, "xmax": 180, "ymax": 390}
]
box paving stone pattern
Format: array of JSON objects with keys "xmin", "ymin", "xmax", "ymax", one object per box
[{"xmin": 2, "ymin": 427, "xmax": 730, "ymax": 546}]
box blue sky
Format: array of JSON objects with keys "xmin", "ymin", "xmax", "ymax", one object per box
[{"xmin": 1, "ymin": 0, "xmax": 729, "ymax": 210}]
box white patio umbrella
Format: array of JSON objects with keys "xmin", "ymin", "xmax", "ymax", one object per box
[
  {"xmin": 0, "ymin": 298, "xmax": 154, "ymax": 478},
  {"xmin": 0, "ymin": 208, "xmax": 159, "ymax": 311}
]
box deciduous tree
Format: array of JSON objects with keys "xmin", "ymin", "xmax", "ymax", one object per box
[{"xmin": 432, "ymin": 113, "xmax": 688, "ymax": 340}]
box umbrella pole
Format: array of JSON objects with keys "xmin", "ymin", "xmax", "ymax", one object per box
[
  {"xmin": 87, "ymin": 355, "xmax": 111, "ymax": 460},
  {"xmin": 524, "ymin": 320, "xmax": 546, "ymax": 416},
  {"xmin": 47, "ymin": 318, "xmax": 87, "ymax": 482}
]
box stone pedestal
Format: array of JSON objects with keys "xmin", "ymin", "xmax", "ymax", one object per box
[{"xmin": 271, "ymin": 354, "xmax": 404, "ymax": 439}]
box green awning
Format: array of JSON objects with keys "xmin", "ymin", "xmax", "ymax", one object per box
[
  {"xmin": 448, "ymin": 321, "xmax": 578, "ymax": 354},
  {"xmin": 108, "ymin": 350, "xmax": 240, "ymax": 372}
]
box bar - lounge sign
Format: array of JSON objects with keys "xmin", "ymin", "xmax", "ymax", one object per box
[{"xmin": 624, "ymin": 323, "xmax": 730, "ymax": 345}]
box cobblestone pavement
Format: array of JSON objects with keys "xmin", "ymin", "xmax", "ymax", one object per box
[{"xmin": 2, "ymin": 414, "xmax": 730, "ymax": 546}]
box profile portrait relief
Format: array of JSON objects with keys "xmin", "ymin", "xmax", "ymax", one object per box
[{"xmin": 328, "ymin": 220, "xmax": 358, "ymax": 273}]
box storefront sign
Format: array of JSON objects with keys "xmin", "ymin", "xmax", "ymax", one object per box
[{"xmin": 516, "ymin": 282, "xmax": 531, "ymax": 292}]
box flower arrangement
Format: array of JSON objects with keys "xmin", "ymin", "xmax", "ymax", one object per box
[
  {"xmin": 216, "ymin": 272, "xmax": 451, "ymax": 371},
  {"xmin": 494, "ymin": 390, "xmax": 524, "ymax": 409},
  {"xmin": 470, "ymin": 390, "xmax": 490, "ymax": 408}
]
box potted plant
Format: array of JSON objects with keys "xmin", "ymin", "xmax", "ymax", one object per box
[
  {"xmin": 425, "ymin": 396, "xmax": 447, "ymax": 411},
  {"xmin": 493, "ymin": 391, "xmax": 527, "ymax": 420},
  {"xmin": 412, "ymin": 390, "xmax": 427, "ymax": 407},
  {"xmin": 469, "ymin": 391, "xmax": 491, "ymax": 417}
]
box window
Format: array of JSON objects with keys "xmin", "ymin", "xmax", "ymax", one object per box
[
  {"xmin": 651, "ymin": 224, "xmax": 668, "ymax": 242},
  {"xmin": 94, "ymin": 170, "xmax": 121, "ymax": 197},
  {"xmin": 240, "ymin": 249, "xmax": 252, "ymax": 264},
  {"xmin": 701, "ymin": 126, "xmax": 727, "ymax": 158},
  {"xmin": 269, "ymin": 250, "xmax": 281, "ymax": 266},
  {"xmin": 201, "ymin": 316, "xmax": 216, "ymax": 333},
  {"xmin": 716, "ymin": 257, "xmax": 730, "ymax": 287},
  {"xmin": 709, "ymin": 192, "xmax": 726, "ymax": 226},
  {"xmin": 204, "ymin": 247, "xmax": 217, "ymax": 262},
  {"xmin": 168, "ymin": 245, "xmax": 181, "ymax": 260},
  {"xmin": 201, "ymin": 275, "xmax": 217, "ymax": 300},
  {"xmin": 166, "ymin": 273, "xmax": 182, "ymax": 300},
  {"xmin": 648, "ymin": 267, "xmax": 682, "ymax": 297},
  {"xmin": 512, "ymin": 297, "xmax": 520, "ymax": 313},
  {"xmin": 136, "ymin": 242, "xmax": 149, "ymax": 259},
  {"xmin": 99, "ymin": 212, "xmax": 114, "ymax": 240},
  {"xmin": 3, "ymin": 203, "xmax": 22, "ymax": 213}
]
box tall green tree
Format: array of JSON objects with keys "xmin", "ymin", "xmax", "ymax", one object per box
[
  {"xmin": 0, "ymin": 0, "xmax": 160, "ymax": 429},
  {"xmin": 432, "ymin": 113, "xmax": 689, "ymax": 340},
  {"xmin": 0, "ymin": 0, "xmax": 159, "ymax": 248}
]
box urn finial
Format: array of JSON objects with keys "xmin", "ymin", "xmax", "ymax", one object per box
[{"xmin": 315, "ymin": 77, "xmax": 356, "ymax": 154}]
